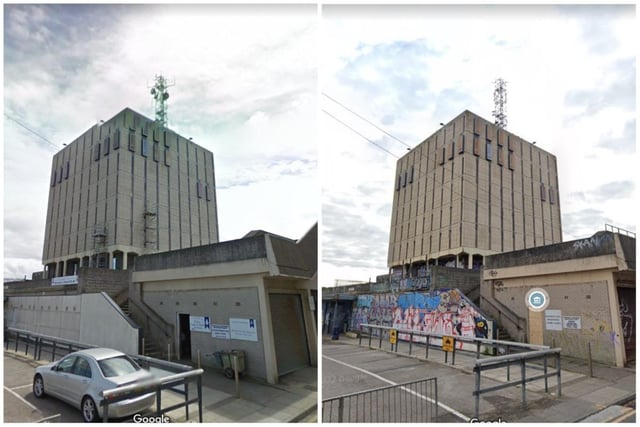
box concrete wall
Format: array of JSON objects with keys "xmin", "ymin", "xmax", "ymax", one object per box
[
  {"xmin": 141, "ymin": 275, "xmax": 269, "ymax": 380},
  {"xmin": 389, "ymin": 109, "xmax": 562, "ymax": 268},
  {"xmin": 4, "ymin": 293, "xmax": 139, "ymax": 354}
]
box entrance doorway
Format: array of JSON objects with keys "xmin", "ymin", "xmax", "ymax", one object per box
[{"xmin": 178, "ymin": 313, "xmax": 192, "ymax": 360}]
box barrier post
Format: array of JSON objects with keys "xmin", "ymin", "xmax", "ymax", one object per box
[{"xmin": 233, "ymin": 353, "xmax": 240, "ymax": 398}]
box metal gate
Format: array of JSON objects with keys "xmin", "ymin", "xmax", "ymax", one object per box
[{"xmin": 322, "ymin": 378, "xmax": 438, "ymax": 422}]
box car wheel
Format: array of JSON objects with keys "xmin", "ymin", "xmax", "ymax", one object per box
[
  {"xmin": 82, "ymin": 396, "xmax": 99, "ymax": 423},
  {"xmin": 33, "ymin": 374, "xmax": 45, "ymax": 398}
]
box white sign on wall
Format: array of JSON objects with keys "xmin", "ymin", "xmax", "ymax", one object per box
[
  {"xmin": 544, "ymin": 309, "xmax": 563, "ymax": 331},
  {"xmin": 230, "ymin": 318, "xmax": 258, "ymax": 342},
  {"xmin": 212, "ymin": 324, "xmax": 231, "ymax": 340},
  {"xmin": 51, "ymin": 275, "xmax": 79, "ymax": 286},
  {"xmin": 189, "ymin": 316, "xmax": 211, "ymax": 332},
  {"xmin": 563, "ymin": 316, "xmax": 582, "ymax": 330}
]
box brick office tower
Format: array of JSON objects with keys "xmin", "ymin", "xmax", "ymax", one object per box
[
  {"xmin": 43, "ymin": 108, "xmax": 219, "ymax": 278},
  {"xmin": 388, "ymin": 110, "xmax": 562, "ymax": 280}
]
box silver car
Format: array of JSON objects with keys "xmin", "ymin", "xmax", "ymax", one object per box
[{"xmin": 33, "ymin": 348, "xmax": 155, "ymax": 422}]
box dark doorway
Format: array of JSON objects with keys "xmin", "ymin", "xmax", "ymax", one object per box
[
  {"xmin": 178, "ymin": 313, "xmax": 192, "ymax": 360},
  {"xmin": 270, "ymin": 293, "xmax": 310, "ymax": 376}
]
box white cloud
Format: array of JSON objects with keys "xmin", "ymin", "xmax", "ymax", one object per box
[
  {"xmin": 321, "ymin": 4, "xmax": 636, "ymax": 286},
  {"xmin": 3, "ymin": 4, "xmax": 318, "ymax": 278}
]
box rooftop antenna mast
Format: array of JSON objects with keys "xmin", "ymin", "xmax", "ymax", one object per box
[
  {"xmin": 492, "ymin": 78, "xmax": 507, "ymax": 129},
  {"xmin": 149, "ymin": 75, "xmax": 174, "ymax": 128}
]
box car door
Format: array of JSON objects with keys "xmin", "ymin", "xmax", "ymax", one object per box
[
  {"xmin": 46, "ymin": 355, "xmax": 77, "ymax": 402},
  {"xmin": 66, "ymin": 356, "xmax": 93, "ymax": 405}
]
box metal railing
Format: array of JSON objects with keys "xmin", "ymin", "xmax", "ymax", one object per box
[
  {"xmin": 5, "ymin": 327, "xmax": 204, "ymax": 422},
  {"xmin": 473, "ymin": 348, "xmax": 562, "ymax": 417},
  {"xmin": 358, "ymin": 324, "xmax": 547, "ymax": 365},
  {"xmin": 101, "ymin": 368, "xmax": 204, "ymax": 423},
  {"xmin": 5, "ymin": 327, "xmax": 95, "ymax": 361},
  {"xmin": 322, "ymin": 377, "xmax": 438, "ymax": 422}
]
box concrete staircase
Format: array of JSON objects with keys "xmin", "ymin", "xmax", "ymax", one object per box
[{"xmin": 118, "ymin": 298, "xmax": 164, "ymax": 359}]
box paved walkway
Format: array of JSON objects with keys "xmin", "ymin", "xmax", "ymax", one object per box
[{"xmin": 325, "ymin": 333, "xmax": 635, "ymax": 422}]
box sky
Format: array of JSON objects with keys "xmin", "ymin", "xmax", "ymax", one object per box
[
  {"xmin": 320, "ymin": 4, "xmax": 636, "ymax": 286},
  {"xmin": 2, "ymin": 4, "xmax": 318, "ymax": 279}
]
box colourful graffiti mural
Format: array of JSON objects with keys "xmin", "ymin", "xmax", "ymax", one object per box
[{"xmin": 350, "ymin": 289, "xmax": 490, "ymax": 346}]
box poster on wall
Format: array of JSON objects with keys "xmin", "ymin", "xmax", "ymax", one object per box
[
  {"xmin": 563, "ymin": 316, "xmax": 582, "ymax": 330},
  {"xmin": 544, "ymin": 309, "xmax": 563, "ymax": 331},
  {"xmin": 212, "ymin": 324, "xmax": 231, "ymax": 339},
  {"xmin": 190, "ymin": 315, "xmax": 211, "ymax": 332},
  {"xmin": 230, "ymin": 318, "xmax": 258, "ymax": 342}
]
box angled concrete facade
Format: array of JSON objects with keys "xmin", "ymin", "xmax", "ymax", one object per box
[
  {"xmin": 131, "ymin": 224, "xmax": 317, "ymax": 384},
  {"xmin": 481, "ymin": 231, "xmax": 635, "ymax": 367},
  {"xmin": 42, "ymin": 107, "xmax": 219, "ymax": 278},
  {"xmin": 388, "ymin": 110, "xmax": 562, "ymax": 279}
]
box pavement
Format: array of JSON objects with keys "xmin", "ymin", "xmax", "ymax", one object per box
[
  {"xmin": 3, "ymin": 347, "xmax": 317, "ymax": 423},
  {"xmin": 323, "ymin": 333, "xmax": 635, "ymax": 423}
]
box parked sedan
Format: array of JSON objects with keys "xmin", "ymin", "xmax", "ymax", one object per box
[{"xmin": 33, "ymin": 348, "xmax": 155, "ymax": 422}]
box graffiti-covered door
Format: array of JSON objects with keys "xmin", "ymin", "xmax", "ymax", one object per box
[{"xmin": 617, "ymin": 286, "xmax": 635, "ymax": 362}]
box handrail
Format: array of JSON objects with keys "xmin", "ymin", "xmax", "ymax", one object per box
[
  {"xmin": 100, "ymin": 368, "xmax": 204, "ymax": 423},
  {"xmin": 128, "ymin": 298, "xmax": 173, "ymax": 338},
  {"xmin": 99, "ymin": 292, "xmax": 140, "ymax": 330},
  {"xmin": 480, "ymin": 293, "xmax": 527, "ymax": 338},
  {"xmin": 359, "ymin": 323, "xmax": 547, "ymax": 351}
]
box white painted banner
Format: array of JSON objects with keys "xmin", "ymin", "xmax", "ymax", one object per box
[
  {"xmin": 51, "ymin": 275, "xmax": 78, "ymax": 286},
  {"xmin": 544, "ymin": 309, "xmax": 563, "ymax": 331},
  {"xmin": 189, "ymin": 315, "xmax": 211, "ymax": 332},
  {"xmin": 563, "ymin": 316, "xmax": 582, "ymax": 330},
  {"xmin": 230, "ymin": 318, "xmax": 258, "ymax": 342},
  {"xmin": 212, "ymin": 324, "xmax": 231, "ymax": 339}
]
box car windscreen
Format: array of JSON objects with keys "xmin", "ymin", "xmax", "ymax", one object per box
[{"xmin": 98, "ymin": 355, "xmax": 141, "ymax": 378}]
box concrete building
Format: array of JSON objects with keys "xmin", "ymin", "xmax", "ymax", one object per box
[
  {"xmin": 480, "ymin": 230, "xmax": 635, "ymax": 367},
  {"xmin": 42, "ymin": 107, "xmax": 219, "ymax": 278},
  {"xmin": 388, "ymin": 110, "xmax": 562, "ymax": 280},
  {"xmin": 130, "ymin": 224, "xmax": 317, "ymax": 384}
]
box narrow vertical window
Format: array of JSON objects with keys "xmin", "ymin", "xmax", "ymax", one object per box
[
  {"xmin": 113, "ymin": 129, "xmax": 120, "ymax": 150},
  {"xmin": 164, "ymin": 149, "xmax": 171, "ymax": 166},
  {"xmin": 205, "ymin": 184, "xmax": 212, "ymax": 201},
  {"xmin": 396, "ymin": 175, "xmax": 401, "ymax": 191},
  {"xmin": 58, "ymin": 166, "xmax": 63, "ymax": 183},
  {"xmin": 103, "ymin": 137, "xmax": 110, "ymax": 156},
  {"xmin": 128, "ymin": 131, "xmax": 136, "ymax": 151},
  {"xmin": 65, "ymin": 161, "xmax": 70, "ymax": 179},
  {"xmin": 409, "ymin": 165, "xmax": 414, "ymax": 183},
  {"xmin": 497, "ymin": 146, "xmax": 504, "ymax": 166},
  {"xmin": 508, "ymin": 151, "xmax": 515, "ymax": 171},
  {"xmin": 94, "ymin": 143, "xmax": 101, "ymax": 161},
  {"xmin": 486, "ymin": 141, "xmax": 493, "ymax": 160},
  {"xmin": 473, "ymin": 136, "xmax": 480, "ymax": 156},
  {"xmin": 540, "ymin": 183, "xmax": 547, "ymax": 201},
  {"xmin": 153, "ymin": 127, "xmax": 159, "ymax": 142},
  {"xmin": 458, "ymin": 134, "xmax": 465, "ymax": 154},
  {"xmin": 153, "ymin": 142, "xmax": 159, "ymax": 162},
  {"xmin": 51, "ymin": 169, "xmax": 57, "ymax": 187},
  {"xmin": 549, "ymin": 187, "xmax": 556, "ymax": 204},
  {"xmin": 403, "ymin": 171, "xmax": 407, "ymax": 187},
  {"xmin": 439, "ymin": 147, "xmax": 446, "ymax": 165},
  {"xmin": 141, "ymin": 137, "xmax": 148, "ymax": 157},
  {"xmin": 448, "ymin": 141, "xmax": 455, "ymax": 160},
  {"xmin": 196, "ymin": 181, "xmax": 204, "ymax": 198}
]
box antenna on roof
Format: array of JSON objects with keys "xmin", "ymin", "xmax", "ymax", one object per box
[
  {"xmin": 492, "ymin": 78, "xmax": 507, "ymax": 129},
  {"xmin": 149, "ymin": 75, "xmax": 174, "ymax": 128}
]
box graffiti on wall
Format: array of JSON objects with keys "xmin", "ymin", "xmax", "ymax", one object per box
[{"xmin": 350, "ymin": 289, "xmax": 490, "ymax": 346}]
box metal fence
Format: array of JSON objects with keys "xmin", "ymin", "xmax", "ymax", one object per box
[
  {"xmin": 322, "ymin": 377, "xmax": 438, "ymax": 423},
  {"xmin": 4, "ymin": 327, "xmax": 204, "ymax": 422}
]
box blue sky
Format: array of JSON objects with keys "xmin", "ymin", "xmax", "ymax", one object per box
[
  {"xmin": 321, "ymin": 4, "xmax": 636, "ymax": 285},
  {"xmin": 3, "ymin": 4, "xmax": 318, "ymax": 279}
]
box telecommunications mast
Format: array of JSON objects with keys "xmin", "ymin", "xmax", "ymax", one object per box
[
  {"xmin": 492, "ymin": 78, "xmax": 507, "ymax": 129},
  {"xmin": 149, "ymin": 75, "xmax": 174, "ymax": 128}
]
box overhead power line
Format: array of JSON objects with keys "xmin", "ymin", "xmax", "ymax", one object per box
[
  {"xmin": 323, "ymin": 93, "xmax": 412, "ymax": 149},
  {"xmin": 322, "ymin": 109, "xmax": 399, "ymax": 158},
  {"xmin": 4, "ymin": 113, "xmax": 60, "ymax": 150}
]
